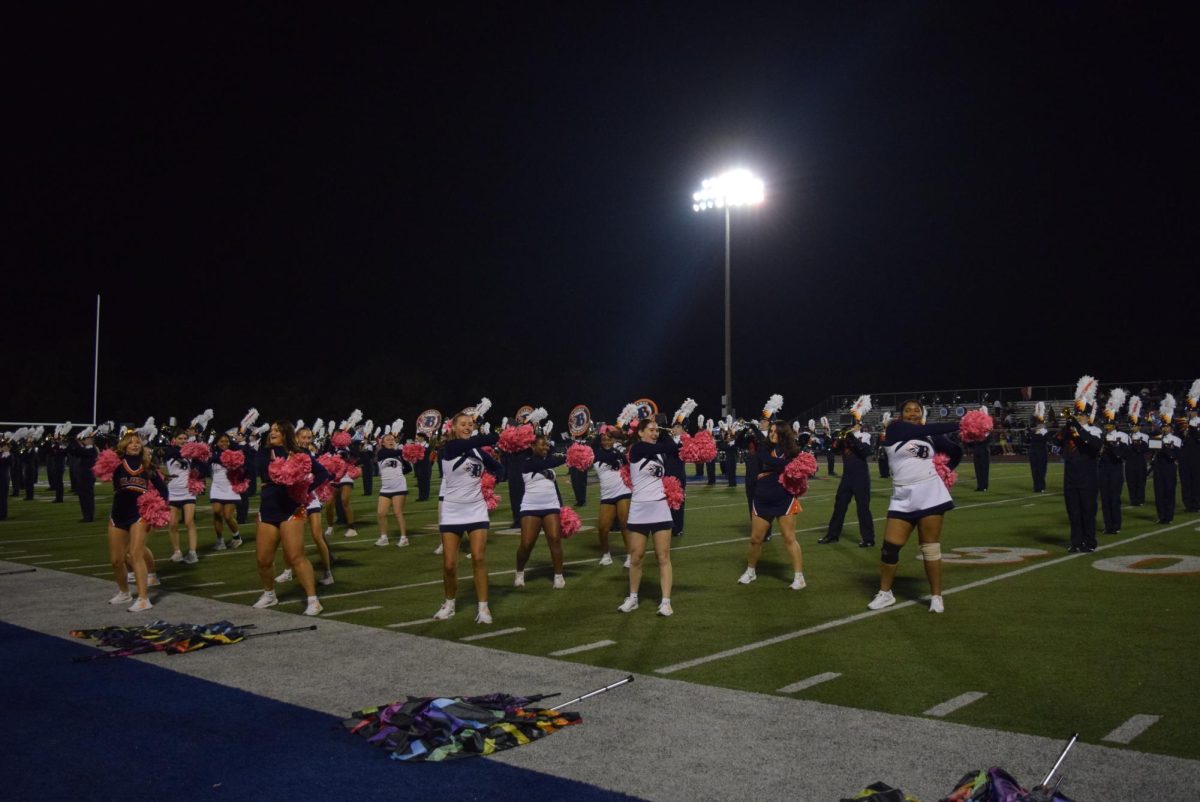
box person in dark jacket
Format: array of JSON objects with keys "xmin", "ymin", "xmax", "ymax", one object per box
[
  {"xmin": 820, "ymin": 423, "xmax": 876, "ymax": 547},
  {"xmin": 1055, "ymin": 408, "xmax": 1102, "ymax": 552},
  {"xmin": 69, "ymin": 433, "xmax": 99, "ymax": 522}
]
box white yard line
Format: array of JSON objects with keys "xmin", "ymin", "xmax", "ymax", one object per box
[
  {"xmin": 65, "ymin": 563, "xmax": 116, "ymax": 570},
  {"xmin": 1103, "ymin": 714, "xmax": 1161, "ymax": 744},
  {"xmin": 387, "ymin": 618, "xmax": 435, "ymax": 628},
  {"xmin": 549, "ymin": 640, "xmax": 616, "ymax": 657},
  {"xmin": 322, "ymin": 606, "xmax": 382, "ymax": 618},
  {"xmin": 32, "ymin": 558, "xmax": 80, "ymax": 565},
  {"xmin": 777, "ymin": 672, "xmax": 841, "ymax": 693},
  {"xmin": 924, "ymin": 692, "xmax": 988, "ymax": 717},
  {"xmin": 655, "ymin": 515, "xmax": 1196, "ymax": 676},
  {"xmin": 460, "ymin": 627, "xmax": 525, "ymax": 642},
  {"xmin": 173, "ymin": 581, "xmax": 226, "ymax": 590}
]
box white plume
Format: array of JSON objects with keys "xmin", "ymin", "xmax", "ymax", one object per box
[
  {"xmin": 526, "ymin": 407, "xmax": 548, "ymax": 424},
  {"xmin": 673, "ymin": 398, "xmax": 697, "ymax": 423},
  {"xmin": 500, "ymin": 417, "xmax": 508, "ymax": 429},
  {"xmin": 616, "ymin": 404, "xmax": 639, "ymax": 427},
  {"xmin": 850, "ymin": 395, "xmax": 872, "ymax": 420},
  {"xmin": 343, "ymin": 409, "xmax": 363, "ymax": 430},
  {"xmin": 1188, "ymin": 379, "xmax": 1200, "ymax": 406},
  {"xmin": 363, "ymin": 420, "xmax": 375, "ymax": 438},
  {"xmin": 1074, "ymin": 375, "xmax": 1098, "ymax": 406},
  {"xmin": 295, "ymin": 419, "xmax": 305, "ymax": 430},
  {"xmin": 240, "ymin": 408, "xmax": 259, "ymax": 431},
  {"xmin": 480, "ymin": 422, "xmax": 491, "ymax": 434},
  {"xmin": 1034, "ymin": 401, "xmax": 1045, "ymax": 421},
  {"xmin": 190, "ymin": 408, "xmax": 214, "ymax": 430},
  {"xmin": 820, "ymin": 416, "xmax": 830, "ymax": 433},
  {"xmin": 78, "ymin": 426, "xmax": 94, "ymax": 439},
  {"xmin": 881, "ymin": 412, "xmax": 892, "ymax": 427},
  {"xmin": 473, "ymin": 397, "xmax": 492, "ymax": 418},
  {"xmin": 706, "ymin": 419, "xmax": 714, "ymax": 432},
  {"xmin": 312, "ymin": 418, "xmax": 324, "ymax": 437},
  {"xmin": 1104, "ymin": 388, "xmax": 1127, "ymax": 419},
  {"xmin": 56, "ymin": 422, "xmax": 73, "ymax": 437},
  {"xmin": 697, "ymin": 414, "xmax": 705, "ymax": 429},
  {"xmin": 391, "ymin": 419, "xmax": 403, "ymax": 437},
  {"xmin": 253, "ymin": 423, "xmax": 269, "ymax": 436},
  {"xmin": 138, "ymin": 420, "xmax": 157, "ymax": 442},
  {"xmin": 762, "ymin": 394, "xmax": 784, "ymax": 418},
  {"xmin": 808, "ymin": 419, "xmax": 816, "ymax": 431},
  {"xmin": 96, "ymin": 421, "xmax": 114, "ymax": 435},
  {"xmin": 1161, "ymin": 394, "xmax": 1177, "ymax": 422},
  {"xmin": 543, "ymin": 420, "xmax": 553, "ymax": 436},
  {"xmin": 792, "ymin": 421, "xmax": 801, "ymax": 433},
  {"xmin": 13, "ymin": 427, "xmax": 29, "ymax": 440},
  {"xmin": 1127, "ymin": 396, "xmax": 1142, "ymax": 421},
  {"xmin": 34, "ymin": 426, "xmax": 45, "ymax": 440}
]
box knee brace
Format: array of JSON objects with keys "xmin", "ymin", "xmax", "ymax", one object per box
[
  {"xmin": 880, "ymin": 541, "xmax": 902, "ymax": 565},
  {"xmin": 919, "ymin": 542, "xmax": 942, "ymax": 562}
]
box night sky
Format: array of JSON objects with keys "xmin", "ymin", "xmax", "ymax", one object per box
[{"xmin": 5, "ymin": 4, "xmax": 1197, "ymax": 428}]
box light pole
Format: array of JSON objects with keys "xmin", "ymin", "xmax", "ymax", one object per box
[{"xmin": 692, "ymin": 169, "xmax": 764, "ymax": 420}]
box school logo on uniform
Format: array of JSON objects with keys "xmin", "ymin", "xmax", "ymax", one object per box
[
  {"xmin": 568, "ymin": 405, "xmax": 591, "ymax": 437},
  {"xmin": 515, "ymin": 405, "xmax": 534, "ymax": 423},
  {"xmin": 905, "ymin": 442, "xmax": 931, "ymax": 460},
  {"xmin": 416, "ymin": 410, "xmax": 442, "ymax": 437}
]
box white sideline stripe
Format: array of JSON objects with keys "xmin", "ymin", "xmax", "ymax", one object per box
[
  {"xmin": 388, "ymin": 618, "xmax": 435, "ymax": 628},
  {"xmin": 66, "ymin": 563, "xmax": 114, "ymax": 570},
  {"xmin": 924, "ymin": 691, "xmax": 987, "ymax": 717},
  {"xmin": 550, "ymin": 640, "xmax": 616, "ymax": 657},
  {"xmin": 460, "ymin": 627, "xmax": 525, "ymax": 642},
  {"xmin": 1022, "ymin": 503, "xmax": 1036, "ymax": 507},
  {"xmin": 655, "ymin": 515, "xmax": 1197, "ymax": 675},
  {"xmin": 1103, "ymin": 714, "xmax": 1161, "ymax": 744},
  {"xmin": 32, "ymin": 558, "xmax": 80, "ymax": 565},
  {"xmin": 174, "ymin": 581, "xmax": 225, "ymax": 590},
  {"xmin": 16, "ymin": 553, "xmax": 52, "ymax": 559},
  {"xmin": 322, "ymin": 606, "xmax": 382, "ymax": 618},
  {"xmin": 214, "ymin": 589, "xmax": 268, "ymax": 598},
  {"xmin": 777, "ymin": 672, "xmax": 841, "ymax": 693}
]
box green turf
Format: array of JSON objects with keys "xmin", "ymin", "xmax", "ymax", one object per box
[{"xmin": 3, "ymin": 460, "xmax": 1198, "ymax": 760}]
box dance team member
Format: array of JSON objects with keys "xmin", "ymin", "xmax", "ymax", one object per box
[
  {"xmin": 276, "ymin": 426, "xmax": 335, "ymax": 586},
  {"xmin": 164, "ymin": 431, "xmax": 200, "ymax": 564},
  {"xmin": 593, "ymin": 426, "xmax": 630, "ymax": 567},
  {"xmin": 208, "ymin": 433, "xmax": 244, "ymax": 550},
  {"xmin": 106, "ymin": 431, "xmax": 168, "ymax": 612},
  {"xmin": 514, "ymin": 434, "xmax": 567, "ymax": 589},
  {"xmin": 736, "ymin": 420, "xmax": 807, "ymax": 590},
  {"xmin": 619, "ymin": 418, "xmax": 678, "ymax": 617},
  {"xmin": 373, "ymin": 431, "xmax": 411, "ymax": 547}
]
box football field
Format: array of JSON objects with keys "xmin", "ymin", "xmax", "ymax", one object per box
[{"xmin": 2, "ymin": 459, "xmax": 1197, "ymax": 763}]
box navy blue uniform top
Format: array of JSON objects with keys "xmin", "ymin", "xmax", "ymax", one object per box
[
  {"xmin": 628, "ymin": 438, "xmax": 681, "ymax": 474},
  {"xmin": 110, "ymin": 455, "xmax": 169, "ymax": 523},
  {"xmin": 254, "ymin": 447, "xmax": 330, "ymax": 516},
  {"xmin": 592, "ymin": 443, "xmax": 625, "ymax": 471},
  {"xmin": 885, "ymin": 421, "xmax": 963, "ymax": 470},
  {"xmin": 1055, "ymin": 423, "xmax": 1101, "ymax": 485},
  {"xmin": 750, "ymin": 435, "xmax": 797, "ymax": 502},
  {"xmin": 376, "ymin": 447, "xmax": 414, "ymax": 473}
]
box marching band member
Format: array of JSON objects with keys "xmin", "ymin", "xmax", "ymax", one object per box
[
  {"xmin": 867, "ymin": 400, "xmax": 963, "ymax": 613},
  {"xmin": 1125, "ymin": 398, "xmax": 1150, "ymax": 506},
  {"xmin": 1181, "ymin": 380, "xmax": 1200, "ymax": 513},
  {"xmin": 619, "ymin": 418, "xmax": 679, "ymax": 617},
  {"xmin": 251, "ymin": 421, "xmax": 329, "ymax": 616},
  {"xmin": 820, "ymin": 396, "xmax": 876, "ymax": 548},
  {"xmin": 164, "ymin": 431, "xmax": 201, "ymax": 563},
  {"xmin": 208, "ymin": 433, "xmax": 244, "ymax": 550},
  {"xmin": 106, "ymin": 431, "xmax": 168, "ymax": 612},
  {"xmin": 1028, "ymin": 402, "xmax": 1050, "ymax": 493},
  {"xmin": 1098, "ymin": 389, "xmax": 1130, "ymax": 534},
  {"xmin": 514, "ymin": 434, "xmax": 567, "ymax": 589},
  {"xmin": 665, "ymin": 421, "xmax": 688, "ymax": 538},
  {"xmin": 0, "ymin": 437, "xmax": 11, "ymax": 520},
  {"xmin": 69, "ymin": 430, "xmax": 98, "ymax": 522},
  {"xmin": 373, "ymin": 431, "xmax": 411, "ymax": 547},
  {"xmin": 736, "ymin": 420, "xmax": 808, "ymax": 590},
  {"xmin": 1151, "ymin": 395, "xmax": 1182, "ymax": 525},
  {"xmin": 1056, "ymin": 380, "xmax": 1102, "ymax": 552},
  {"xmin": 593, "ymin": 426, "xmax": 630, "ymax": 567},
  {"xmin": 432, "ymin": 413, "xmax": 499, "ymax": 624}
]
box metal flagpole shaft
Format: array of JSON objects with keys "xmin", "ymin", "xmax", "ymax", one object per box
[
  {"xmin": 245, "ymin": 624, "xmax": 318, "ymax": 638},
  {"xmin": 724, "ymin": 206, "xmax": 732, "ymax": 419},
  {"xmin": 556, "ymin": 675, "xmax": 634, "ymax": 708},
  {"xmin": 92, "ymin": 294, "xmax": 101, "ymax": 426},
  {"xmin": 1041, "ymin": 732, "xmax": 1079, "ymax": 787}
]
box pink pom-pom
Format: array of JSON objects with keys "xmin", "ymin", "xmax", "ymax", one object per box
[
  {"xmin": 619, "ymin": 463, "xmax": 632, "ymax": 489},
  {"xmin": 187, "ymin": 470, "xmax": 206, "ymax": 497},
  {"xmin": 482, "ymin": 445, "xmax": 497, "ymax": 458},
  {"xmin": 318, "ymin": 453, "xmax": 348, "ymax": 481},
  {"xmin": 560, "ymin": 506, "xmax": 582, "ymax": 537},
  {"xmin": 498, "ymin": 424, "xmax": 536, "ymax": 453},
  {"xmin": 679, "ymin": 430, "xmax": 718, "ymax": 464},
  {"xmin": 180, "ymin": 442, "xmax": 211, "ymax": 461},
  {"xmin": 663, "ymin": 476, "xmax": 685, "ymax": 510},
  {"xmin": 269, "ymin": 452, "xmax": 313, "ymax": 504},
  {"xmin": 93, "ymin": 449, "xmax": 120, "ymax": 481},
  {"xmin": 933, "ymin": 453, "xmax": 958, "ymax": 490},
  {"xmin": 314, "ymin": 481, "xmax": 334, "ymax": 503},
  {"xmin": 481, "ymin": 472, "xmax": 502, "ymax": 511},
  {"xmin": 958, "ymin": 409, "xmax": 994, "ymax": 443},
  {"xmin": 230, "ymin": 475, "xmax": 249, "ymax": 494},
  {"xmin": 220, "ymin": 449, "xmax": 245, "ymax": 471},
  {"xmin": 779, "ymin": 451, "xmax": 820, "ymax": 496},
  {"xmin": 401, "ymin": 442, "xmax": 426, "ymax": 463},
  {"xmin": 347, "ymin": 465, "xmax": 362, "ymax": 480},
  {"xmin": 566, "ymin": 443, "xmax": 595, "ymax": 471},
  {"xmin": 137, "ymin": 489, "xmax": 172, "ymax": 528},
  {"xmin": 331, "ymin": 431, "xmax": 351, "ymax": 449}
]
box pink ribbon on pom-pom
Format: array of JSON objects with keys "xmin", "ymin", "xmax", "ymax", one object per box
[
  {"xmin": 679, "ymin": 430, "xmax": 718, "ymax": 464},
  {"xmin": 187, "ymin": 471, "xmax": 206, "ymax": 497},
  {"xmin": 933, "ymin": 452, "xmax": 958, "ymax": 489},
  {"xmin": 779, "ymin": 451, "xmax": 819, "ymax": 496},
  {"xmin": 331, "ymin": 431, "xmax": 351, "ymax": 449},
  {"xmin": 958, "ymin": 409, "xmax": 994, "ymax": 444},
  {"xmin": 663, "ymin": 476, "xmax": 685, "ymax": 510},
  {"xmin": 92, "ymin": 449, "xmax": 120, "ymax": 481},
  {"xmin": 401, "ymin": 443, "xmax": 426, "ymax": 463},
  {"xmin": 619, "ymin": 463, "xmax": 632, "ymax": 489},
  {"xmin": 498, "ymin": 424, "xmax": 536, "ymax": 453},
  {"xmin": 137, "ymin": 489, "xmax": 172, "ymax": 528},
  {"xmin": 481, "ymin": 471, "xmax": 502, "ymax": 511},
  {"xmin": 220, "ymin": 449, "xmax": 245, "ymax": 471},
  {"xmin": 560, "ymin": 506, "xmax": 582, "ymax": 537},
  {"xmin": 565, "ymin": 443, "xmax": 595, "ymax": 471},
  {"xmin": 180, "ymin": 442, "xmax": 211, "ymax": 462}
]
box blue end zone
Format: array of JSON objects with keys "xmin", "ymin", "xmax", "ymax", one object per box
[{"xmin": 0, "ymin": 621, "xmax": 640, "ymax": 801}]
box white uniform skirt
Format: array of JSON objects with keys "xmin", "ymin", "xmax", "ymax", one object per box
[
  {"xmin": 628, "ymin": 498, "xmax": 671, "ymax": 529},
  {"xmin": 887, "ymin": 475, "xmax": 953, "ymax": 520},
  {"xmin": 439, "ymin": 498, "xmax": 489, "ymax": 532}
]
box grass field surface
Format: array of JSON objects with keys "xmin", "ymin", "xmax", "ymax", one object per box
[{"xmin": 2, "ymin": 459, "xmax": 1197, "ymax": 762}]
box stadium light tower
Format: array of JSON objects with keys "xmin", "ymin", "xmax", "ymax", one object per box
[{"xmin": 692, "ymin": 168, "xmax": 765, "ymax": 420}]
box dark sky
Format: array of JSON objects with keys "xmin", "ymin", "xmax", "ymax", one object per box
[{"xmin": 5, "ymin": 3, "xmax": 1197, "ymax": 428}]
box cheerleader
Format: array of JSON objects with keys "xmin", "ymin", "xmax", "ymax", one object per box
[
  {"xmin": 276, "ymin": 426, "xmax": 335, "ymax": 586},
  {"xmin": 432, "ymin": 413, "xmax": 499, "ymax": 624},
  {"xmin": 106, "ymin": 431, "xmax": 169, "ymax": 612},
  {"xmin": 251, "ymin": 421, "xmax": 330, "ymax": 616},
  {"xmin": 736, "ymin": 421, "xmax": 807, "ymax": 590},
  {"xmin": 373, "ymin": 432, "xmax": 411, "ymax": 547},
  {"xmin": 619, "ymin": 419, "xmax": 679, "ymax": 616},
  {"xmin": 593, "ymin": 427, "xmax": 630, "ymax": 567},
  {"xmin": 513, "ymin": 434, "xmax": 567, "ymax": 588},
  {"xmin": 334, "ymin": 435, "xmax": 360, "ymax": 538},
  {"xmin": 164, "ymin": 431, "xmax": 200, "ymax": 564},
  {"xmin": 867, "ymin": 400, "xmax": 962, "ymax": 613},
  {"xmin": 208, "ymin": 433, "xmax": 244, "ymax": 550}
]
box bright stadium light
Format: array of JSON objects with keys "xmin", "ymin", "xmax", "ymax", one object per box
[{"xmin": 692, "ymin": 168, "xmax": 764, "ymax": 419}]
